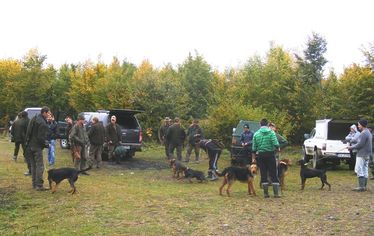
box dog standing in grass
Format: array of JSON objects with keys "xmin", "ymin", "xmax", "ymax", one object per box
[
  {"xmin": 298, "ymin": 159, "xmax": 331, "ymax": 191},
  {"xmin": 215, "ymin": 164, "xmax": 257, "ymax": 197},
  {"xmin": 278, "ymin": 158, "xmax": 292, "ymax": 190}
]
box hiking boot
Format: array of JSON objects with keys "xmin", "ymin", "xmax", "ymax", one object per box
[
  {"xmin": 12, "ymin": 156, "xmax": 17, "ymax": 162},
  {"xmin": 24, "ymin": 171, "xmax": 31, "ymax": 176}
]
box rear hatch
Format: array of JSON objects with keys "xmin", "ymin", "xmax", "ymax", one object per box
[
  {"xmin": 325, "ymin": 120, "xmax": 356, "ymax": 157},
  {"xmin": 109, "ymin": 109, "xmax": 143, "ymax": 144}
]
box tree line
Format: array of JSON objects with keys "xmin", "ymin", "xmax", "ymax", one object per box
[{"xmin": 0, "ymin": 33, "xmax": 373, "ymax": 144}]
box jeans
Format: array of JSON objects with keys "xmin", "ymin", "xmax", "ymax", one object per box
[{"xmin": 47, "ymin": 139, "xmax": 55, "ymax": 165}]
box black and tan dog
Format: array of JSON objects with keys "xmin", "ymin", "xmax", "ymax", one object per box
[
  {"xmin": 215, "ymin": 164, "xmax": 257, "ymax": 197},
  {"xmin": 47, "ymin": 167, "xmax": 91, "ymax": 194},
  {"xmin": 184, "ymin": 168, "xmax": 206, "ymax": 183},
  {"xmin": 169, "ymin": 159, "xmax": 187, "ymax": 179},
  {"xmin": 298, "ymin": 159, "xmax": 331, "ymax": 191},
  {"xmin": 278, "ymin": 158, "xmax": 292, "ymax": 190}
]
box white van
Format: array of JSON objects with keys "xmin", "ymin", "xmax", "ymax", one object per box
[{"xmin": 303, "ymin": 119, "xmax": 357, "ymax": 169}]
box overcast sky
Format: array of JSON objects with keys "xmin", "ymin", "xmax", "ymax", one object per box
[{"xmin": 1, "ymin": 0, "xmax": 373, "ymax": 75}]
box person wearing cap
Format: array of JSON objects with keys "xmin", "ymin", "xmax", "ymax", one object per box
[
  {"xmin": 105, "ymin": 115, "xmax": 122, "ymax": 163},
  {"xmin": 166, "ymin": 117, "xmax": 186, "ymax": 161},
  {"xmin": 158, "ymin": 117, "xmax": 172, "ymax": 159},
  {"xmin": 185, "ymin": 119, "xmax": 203, "ymax": 163},
  {"xmin": 348, "ymin": 119, "xmax": 373, "ymax": 191},
  {"xmin": 240, "ymin": 124, "xmax": 254, "ymax": 165},
  {"xmin": 69, "ymin": 114, "xmax": 89, "ymax": 174},
  {"xmin": 24, "ymin": 106, "xmax": 51, "ymax": 191}
]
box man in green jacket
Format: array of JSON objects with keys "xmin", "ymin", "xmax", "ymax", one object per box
[
  {"xmin": 166, "ymin": 117, "xmax": 186, "ymax": 161},
  {"xmin": 69, "ymin": 114, "xmax": 89, "ymax": 173},
  {"xmin": 11, "ymin": 111, "xmax": 31, "ymax": 175},
  {"xmin": 252, "ymin": 118, "xmax": 280, "ymax": 198}
]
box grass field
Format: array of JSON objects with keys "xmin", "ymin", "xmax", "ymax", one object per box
[{"xmin": 1, "ymin": 137, "xmax": 374, "ymax": 235}]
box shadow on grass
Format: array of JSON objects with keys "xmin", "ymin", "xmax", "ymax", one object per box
[{"xmin": 104, "ymin": 158, "xmax": 170, "ymax": 170}]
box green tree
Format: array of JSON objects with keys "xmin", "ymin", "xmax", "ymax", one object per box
[{"xmin": 178, "ymin": 53, "xmax": 214, "ymax": 119}]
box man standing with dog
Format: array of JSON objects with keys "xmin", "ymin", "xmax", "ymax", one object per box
[
  {"xmin": 166, "ymin": 117, "xmax": 186, "ymax": 161},
  {"xmin": 348, "ymin": 119, "xmax": 373, "ymax": 192},
  {"xmin": 185, "ymin": 119, "xmax": 203, "ymax": 163},
  {"xmin": 159, "ymin": 117, "xmax": 172, "ymax": 159},
  {"xmin": 69, "ymin": 114, "xmax": 89, "ymax": 174},
  {"xmin": 24, "ymin": 106, "xmax": 50, "ymax": 191},
  {"xmin": 252, "ymin": 118, "xmax": 280, "ymax": 198}
]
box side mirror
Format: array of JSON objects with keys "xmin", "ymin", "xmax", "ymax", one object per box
[{"xmin": 304, "ymin": 133, "xmax": 310, "ymax": 140}]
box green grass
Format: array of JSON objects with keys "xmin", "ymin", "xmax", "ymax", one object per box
[{"xmin": 1, "ymin": 138, "xmax": 374, "ymax": 235}]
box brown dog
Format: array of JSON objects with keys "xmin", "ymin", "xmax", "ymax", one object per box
[
  {"xmin": 215, "ymin": 164, "xmax": 257, "ymax": 197},
  {"xmin": 278, "ymin": 158, "xmax": 292, "ymax": 190},
  {"xmin": 169, "ymin": 159, "xmax": 187, "ymax": 179}
]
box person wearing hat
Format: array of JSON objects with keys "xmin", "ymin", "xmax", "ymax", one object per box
[
  {"xmin": 348, "ymin": 119, "xmax": 373, "ymax": 191},
  {"xmin": 69, "ymin": 114, "xmax": 89, "ymax": 174},
  {"xmin": 240, "ymin": 124, "xmax": 254, "ymax": 166},
  {"xmin": 105, "ymin": 115, "xmax": 122, "ymax": 163},
  {"xmin": 185, "ymin": 119, "xmax": 203, "ymax": 163},
  {"xmin": 158, "ymin": 117, "xmax": 172, "ymax": 159}
]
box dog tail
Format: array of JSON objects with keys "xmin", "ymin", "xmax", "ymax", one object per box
[{"xmin": 78, "ymin": 166, "xmax": 92, "ymax": 174}]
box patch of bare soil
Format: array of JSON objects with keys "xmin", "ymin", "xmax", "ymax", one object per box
[{"xmin": 103, "ymin": 158, "xmax": 169, "ymax": 170}]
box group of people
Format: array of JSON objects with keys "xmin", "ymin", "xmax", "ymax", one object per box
[
  {"xmin": 11, "ymin": 109, "xmax": 58, "ymax": 177},
  {"xmin": 346, "ymin": 119, "xmax": 374, "ymax": 192},
  {"xmin": 10, "ymin": 106, "xmax": 126, "ymax": 191}
]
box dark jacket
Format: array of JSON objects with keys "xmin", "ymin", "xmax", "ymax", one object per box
[
  {"xmin": 166, "ymin": 123, "xmax": 186, "ymax": 145},
  {"xmin": 88, "ymin": 122, "xmax": 105, "ymax": 146},
  {"xmin": 69, "ymin": 123, "xmax": 87, "ymax": 147},
  {"xmin": 198, "ymin": 139, "xmax": 222, "ymax": 152},
  {"xmin": 240, "ymin": 130, "xmax": 254, "ymax": 147},
  {"xmin": 186, "ymin": 124, "xmax": 203, "ymax": 145},
  {"xmin": 25, "ymin": 114, "xmax": 49, "ymax": 150},
  {"xmin": 47, "ymin": 120, "xmax": 58, "ymax": 141},
  {"xmin": 106, "ymin": 123, "xmax": 122, "ymax": 145},
  {"xmin": 159, "ymin": 124, "xmax": 171, "ymax": 143},
  {"xmin": 11, "ymin": 117, "xmax": 29, "ymax": 143}
]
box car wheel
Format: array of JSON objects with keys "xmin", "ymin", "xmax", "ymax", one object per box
[
  {"xmin": 60, "ymin": 139, "xmax": 69, "ymax": 149},
  {"xmin": 312, "ymin": 150, "xmax": 322, "ymax": 169},
  {"xmin": 303, "ymin": 146, "xmax": 311, "ymax": 162}
]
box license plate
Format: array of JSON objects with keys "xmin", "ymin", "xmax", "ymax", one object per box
[
  {"xmin": 337, "ymin": 153, "xmax": 350, "ymax": 158},
  {"xmin": 123, "ymin": 146, "xmax": 130, "ymax": 150}
]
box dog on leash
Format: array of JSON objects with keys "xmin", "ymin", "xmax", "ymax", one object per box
[
  {"xmin": 169, "ymin": 159, "xmax": 187, "ymax": 179},
  {"xmin": 298, "ymin": 159, "xmax": 331, "ymax": 191},
  {"xmin": 278, "ymin": 158, "xmax": 292, "ymax": 190},
  {"xmin": 184, "ymin": 168, "xmax": 206, "ymax": 183},
  {"xmin": 215, "ymin": 164, "xmax": 257, "ymax": 197},
  {"xmin": 47, "ymin": 167, "xmax": 91, "ymax": 194}
]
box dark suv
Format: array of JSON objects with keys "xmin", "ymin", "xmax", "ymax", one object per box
[
  {"xmin": 81, "ymin": 109, "xmax": 143, "ymax": 159},
  {"xmin": 231, "ymin": 120, "xmax": 288, "ymax": 165}
]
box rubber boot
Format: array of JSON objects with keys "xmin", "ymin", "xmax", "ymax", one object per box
[
  {"xmin": 352, "ymin": 177, "xmax": 365, "ymax": 192},
  {"xmin": 363, "ymin": 178, "xmax": 368, "ymax": 191},
  {"xmin": 262, "ymin": 183, "xmax": 270, "ymax": 198},
  {"xmin": 273, "ymin": 183, "xmax": 281, "ymax": 198}
]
